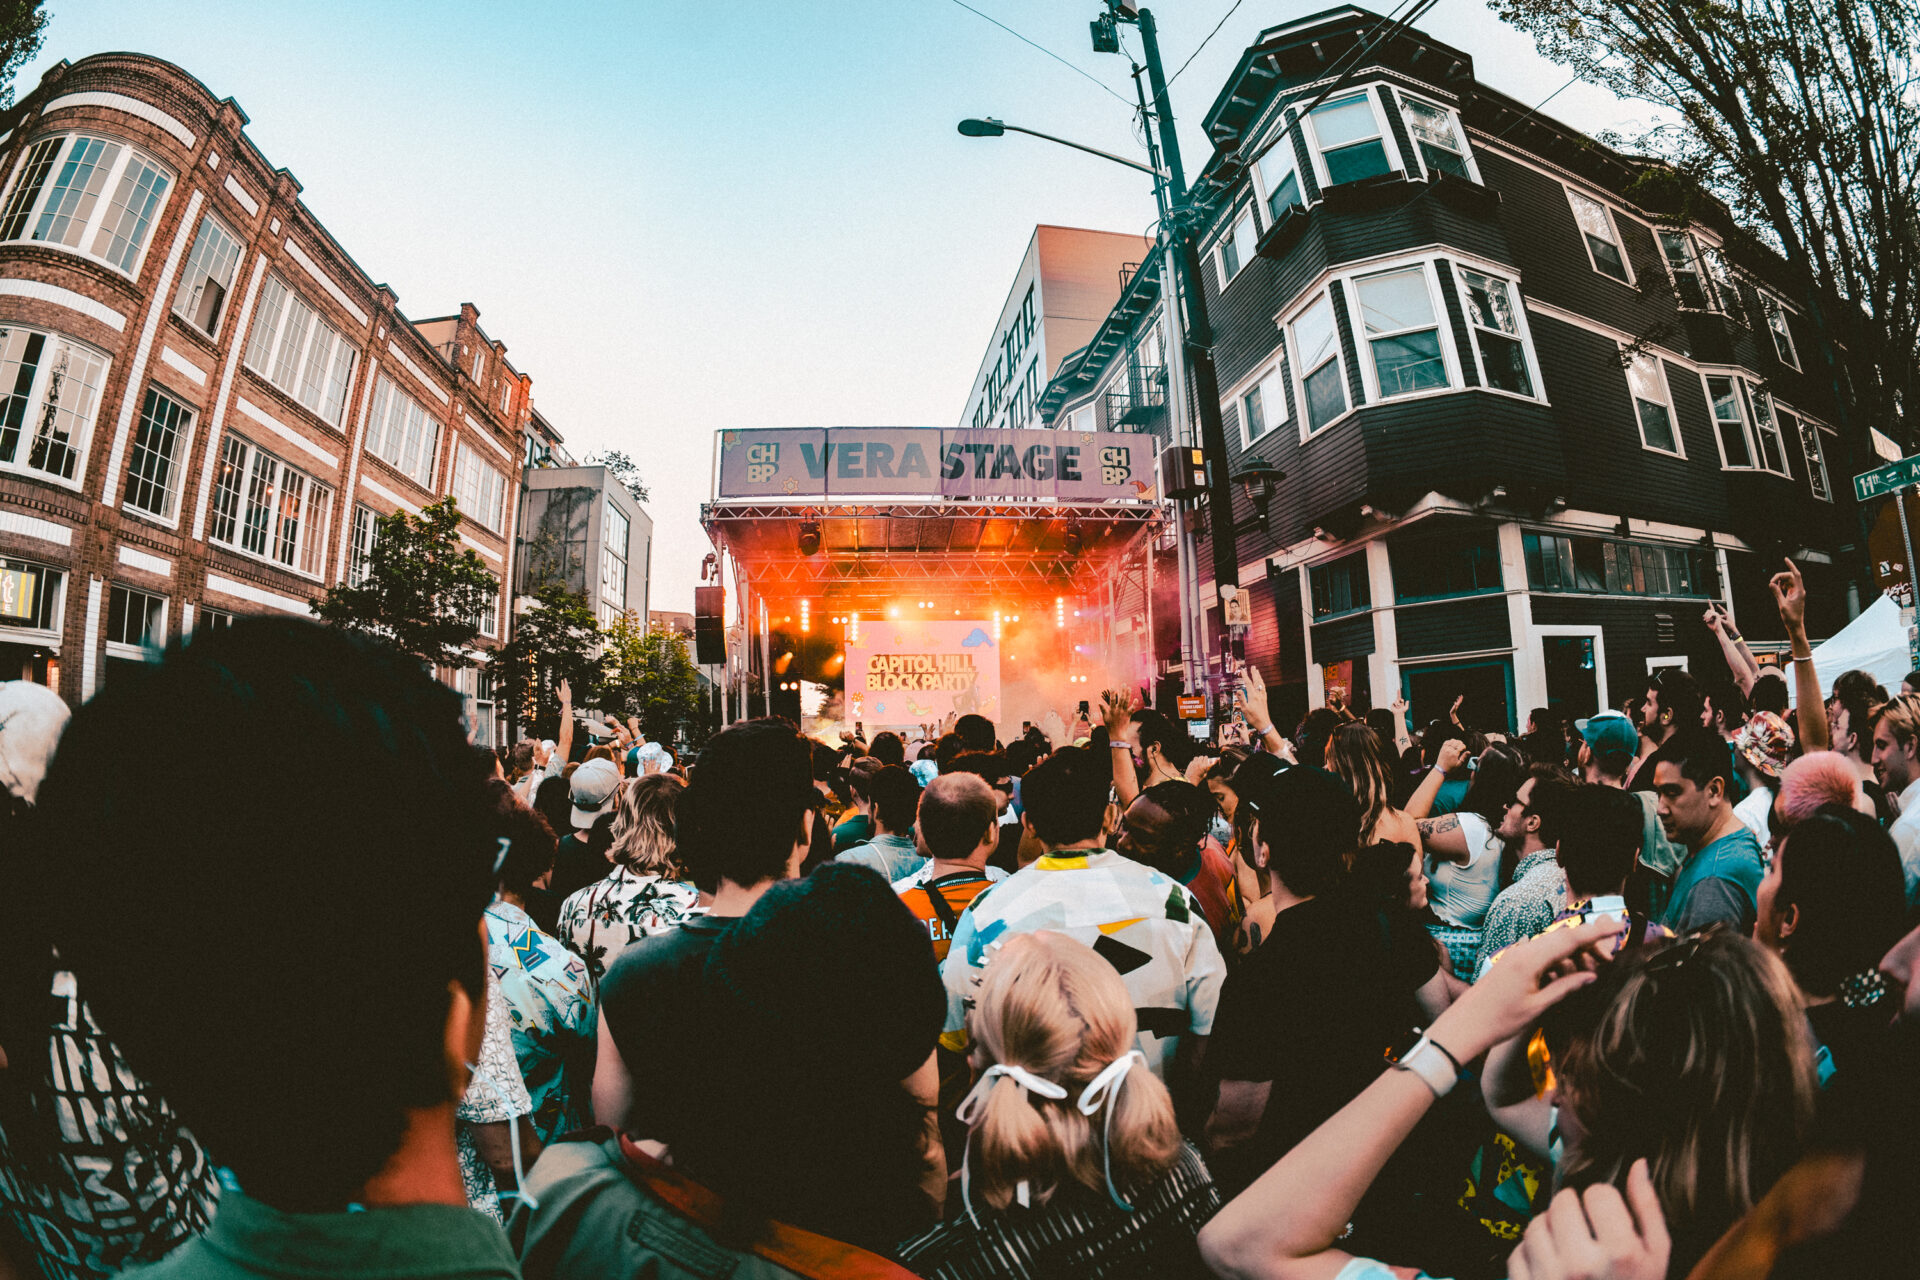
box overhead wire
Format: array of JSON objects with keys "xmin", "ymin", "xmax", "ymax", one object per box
[
  {"xmin": 1169, "ymin": 0, "xmax": 1249, "ymax": 86},
  {"xmin": 941, "ymin": 0, "xmax": 1135, "ymax": 108}
]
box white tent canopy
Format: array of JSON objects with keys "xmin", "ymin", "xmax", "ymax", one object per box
[{"xmin": 1794, "ymin": 593, "xmax": 1911, "ymax": 704}]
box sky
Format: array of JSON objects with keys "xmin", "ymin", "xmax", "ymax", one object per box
[{"xmin": 22, "ymin": 1, "xmax": 1657, "ymax": 611}]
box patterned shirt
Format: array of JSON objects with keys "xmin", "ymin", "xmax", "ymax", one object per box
[
  {"xmin": 557, "ymin": 867, "xmax": 701, "ymax": 984},
  {"xmin": 939, "ymin": 849, "xmax": 1226, "ymax": 1080},
  {"xmin": 483, "ymin": 899, "xmax": 595, "ymax": 1143},
  {"xmin": 1471, "ymin": 849, "xmax": 1566, "ymax": 980},
  {"xmin": 456, "ymin": 972, "xmax": 533, "ymax": 1222}
]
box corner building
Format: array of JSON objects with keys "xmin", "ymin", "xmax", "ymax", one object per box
[
  {"xmin": 1044, "ymin": 6, "xmax": 1880, "ymax": 733},
  {"xmin": 0, "ymin": 53, "xmax": 549, "ymax": 726}
]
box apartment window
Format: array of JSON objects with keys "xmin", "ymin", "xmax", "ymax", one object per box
[
  {"xmin": 1623, "ymin": 349, "xmax": 1680, "ymax": 454},
  {"xmin": 1399, "ymin": 95, "xmax": 1472, "ymax": 180},
  {"xmin": 1704, "ymin": 375, "xmax": 1755, "ymax": 469},
  {"xmin": 1291, "ymin": 293, "xmax": 1347, "ymax": 433},
  {"xmin": 1704, "ymin": 247, "xmax": 1744, "ymax": 321},
  {"xmin": 1457, "ymin": 268, "xmax": 1534, "ymax": 397},
  {"xmin": 451, "ymin": 439, "xmax": 506, "ymax": 532},
  {"xmin": 1354, "ymin": 267, "xmax": 1447, "ymax": 398},
  {"xmin": 1240, "ymin": 345, "xmax": 1292, "ymax": 445},
  {"xmin": 500, "ymin": 380, "xmax": 512, "ymax": 416},
  {"xmin": 171, "ymin": 214, "xmax": 242, "ymax": 336},
  {"xmin": 1306, "ymin": 92, "xmax": 1393, "ymax": 186},
  {"xmin": 0, "ymin": 326, "xmax": 109, "ymax": 485},
  {"xmin": 1217, "ymin": 205, "xmax": 1258, "ymax": 283},
  {"xmin": 1658, "ymin": 231, "xmax": 1715, "ymax": 310},
  {"xmin": 349, "ymin": 503, "xmax": 378, "ymax": 585},
  {"xmin": 1792, "ymin": 413, "xmax": 1831, "ymax": 501},
  {"xmin": 122, "ymin": 386, "xmax": 194, "ymax": 520},
  {"xmin": 199, "ymin": 608, "xmax": 234, "ymax": 632},
  {"xmin": 1310, "ymin": 551, "xmax": 1370, "ymax": 619},
  {"xmin": 1389, "ymin": 524, "xmax": 1500, "ymax": 602},
  {"xmin": 106, "ymin": 584, "xmax": 165, "ymax": 651},
  {"xmin": 364, "ymin": 374, "xmax": 440, "ymax": 487},
  {"xmin": 599, "ymin": 499, "xmax": 630, "ymax": 628},
  {"xmin": 1746, "ymin": 385, "xmax": 1790, "ymax": 476},
  {"xmin": 471, "ymin": 579, "xmax": 500, "ymax": 639},
  {"xmin": 1066, "ymin": 403, "xmax": 1095, "ymax": 434},
  {"xmin": 1566, "ymin": 189, "xmax": 1632, "ymax": 283},
  {"xmin": 0, "ymin": 133, "xmax": 172, "ymax": 273},
  {"xmin": 0, "ymin": 560, "xmax": 64, "ymax": 634},
  {"xmin": 470, "ymin": 348, "xmax": 485, "ymax": 383},
  {"xmin": 1525, "ymin": 532, "xmax": 1709, "ymax": 598},
  {"xmin": 1254, "ymin": 137, "xmax": 1302, "ymax": 222},
  {"xmin": 207, "ymin": 434, "xmax": 334, "ymax": 577},
  {"xmin": 1762, "ymin": 295, "xmax": 1800, "ymax": 369},
  {"xmin": 243, "ymin": 274, "xmax": 357, "ymax": 427}
]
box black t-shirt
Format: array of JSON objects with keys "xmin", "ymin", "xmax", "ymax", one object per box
[
  {"xmin": 552, "ymin": 814, "xmax": 615, "ymax": 906},
  {"xmin": 1207, "ymin": 893, "xmax": 1440, "ymax": 1196},
  {"xmin": 988, "ymin": 821, "xmax": 1023, "ymax": 876},
  {"xmin": 597, "ymin": 915, "xmax": 736, "ymax": 1143}
]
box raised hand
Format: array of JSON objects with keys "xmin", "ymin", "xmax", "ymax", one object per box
[
  {"xmin": 1235, "ymin": 664, "xmax": 1271, "ymax": 731},
  {"xmin": 1770, "ymin": 557, "xmax": 1807, "ymax": 635}
]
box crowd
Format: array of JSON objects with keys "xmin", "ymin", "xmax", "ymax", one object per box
[{"xmin": 0, "ymin": 557, "xmax": 1918, "ymax": 1279}]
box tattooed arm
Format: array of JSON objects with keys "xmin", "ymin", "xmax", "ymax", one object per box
[{"xmin": 1415, "ymin": 813, "xmax": 1470, "ymax": 864}]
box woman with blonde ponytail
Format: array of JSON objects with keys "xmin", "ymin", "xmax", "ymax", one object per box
[{"xmin": 895, "ymin": 931, "xmax": 1221, "ymax": 1278}]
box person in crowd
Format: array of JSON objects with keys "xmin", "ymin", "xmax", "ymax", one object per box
[
  {"xmin": 1408, "ymin": 740, "xmax": 1526, "ymax": 936},
  {"xmin": 941, "ymin": 748, "xmax": 1225, "ymax": 1116},
  {"xmin": 1828, "ymin": 687, "xmax": 1893, "ymax": 821},
  {"xmin": 512, "ymin": 680, "xmax": 574, "ymax": 807},
  {"xmin": 836, "ymin": 764, "xmax": 926, "ymax": 882},
  {"xmin": 944, "ymin": 750, "xmax": 1025, "ymax": 872},
  {"xmin": 869, "ymin": 730, "xmax": 906, "ymax": 767},
  {"xmin": 1869, "ymin": 692, "xmax": 1920, "ymax": 902},
  {"xmin": 1212, "ymin": 752, "xmax": 1285, "ymax": 953},
  {"xmin": 1416, "ymin": 721, "xmax": 1482, "ymax": 817},
  {"xmin": 896, "ymin": 932, "xmax": 1221, "ymax": 1278},
  {"xmin": 483, "ymin": 784, "xmax": 594, "ymax": 1145},
  {"xmin": 1904, "ymin": 669, "xmax": 1920, "ymax": 697},
  {"xmin": 1368, "ymin": 705, "xmax": 1410, "ymax": 763},
  {"xmin": 529, "ymin": 774, "xmax": 574, "ymax": 861},
  {"xmin": 557, "ymin": 773, "xmax": 699, "ymax": 984},
  {"xmin": 896, "ymin": 773, "xmax": 1007, "ymax": 962},
  {"xmin": 1632, "ymin": 666, "xmax": 1706, "ymax": 785},
  {"xmin": 592, "ymin": 720, "xmax": 816, "ymax": 1144},
  {"xmin": 1102, "ymin": 695, "xmax": 1194, "ymax": 807},
  {"xmin": 549, "ymin": 757, "xmax": 622, "ymax": 904},
  {"xmin": 502, "ymin": 740, "xmax": 538, "ymax": 797},
  {"xmin": 36, "ymin": 618, "xmax": 524, "ymax": 1278},
  {"xmin": 1650, "ymin": 727, "xmax": 1768, "ymax": 932},
  {"xmin": 1116, "ymin": 781, "xmax": 1239, "ymax": 957},
  {"xmin": 1520, "ymin": 706, "xmax": 1564, "ymax": 768},
  {"xmin": 513, "ymin": 864, "xmax": 942, "ymax": 1277},
  {"xmin": 954, "ymin": 712, "xmax": 997, "ymax": 754},
  {"xmin": 1578, "ymin": 709, "xmax": 1686, "ymax": 908},
  {"xmin": 832, "ymin": 755, "xmax": 881, "ymax": 852},
  {"xmin": 1754, "ymin": 805, "xmax": 1909, "ymax": 1081},
  {"xmin": 1204, "ymin": 767, "xmax": 1445, "ymax": 1199},
  {"xmin": 1732, "ymin": 709, "xmax": 1794, "ymax": 847},
  {"xmin": 1775, "ymin": 750, "xmax": 1870, "ymax": 842},
  {"xmin": 1473, "ymin": 766, "xmax": 1577, "ymax": 963},
  {"xmin": 1704, "ymin": 681, "xmax": 1750, "ymax": 741},
  {"xmin": 1206, "ymin": 922, "xmax": 1815, "ymax": 1280},
  {"xmin": 1325, "ymin": 722, "xmax": 1422, "ymax": 848}
]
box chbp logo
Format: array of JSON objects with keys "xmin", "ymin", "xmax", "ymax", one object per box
[
  {"xmin": 746, "ymin": 442, "xmax": 781, "ymax": 484},
  {"xmin": 1100, "ymin": 445, "xmax": 1132, "ymax": 486}
]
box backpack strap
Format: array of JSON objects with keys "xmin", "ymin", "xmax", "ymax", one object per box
[{"xmin": 921, "ymin": 870, "xmax": 987, "ymax": 933}]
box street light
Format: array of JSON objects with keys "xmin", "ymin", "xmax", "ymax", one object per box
[
  {"xmin": 956, "ymin": 117, "xmax": 1164, "ymax": 178},
  {"xmin": 1232, "ymin": 456, "xmax": 1287, "ymax": 533}
]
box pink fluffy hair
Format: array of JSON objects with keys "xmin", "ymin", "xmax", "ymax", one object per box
[{"xmin": 1776, "ymin": 751, "xmax": 1868, "ymax": 829}]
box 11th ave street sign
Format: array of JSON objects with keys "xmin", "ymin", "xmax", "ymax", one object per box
[{"xmin": 1855, "ymin": 455, "xmax": 1920, "ymax": 501}]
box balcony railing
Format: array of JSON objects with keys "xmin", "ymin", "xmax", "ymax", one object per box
[{"xmin": 1105, "ymin": 364, "xmax": 1167, "ymax": 427}]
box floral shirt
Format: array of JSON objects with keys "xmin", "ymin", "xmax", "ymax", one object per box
[
  {"xmin": 483, "ymin": 900, "xmax": 595, "ymax": 1143},
  {"xmin": 557, "ymin": 867, "xmax": 702, "ymax": 983},
  {"xmin": 456, "ymin": 972, "xmax": 533, "ymax": 1222}
]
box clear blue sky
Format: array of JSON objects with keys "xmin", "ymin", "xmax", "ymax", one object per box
[{"xmin": 23, "ymin": 1, "xmax": 1653, "ymax": 610}]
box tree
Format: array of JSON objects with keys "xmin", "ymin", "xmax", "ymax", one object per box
[
  {"xmin": 599, "ymin": 612, "xmax": 703, "ymax": 745},
  {"xmin": 1491, "ymin": 0, "xmax": 1918, "ymax": 448},
  {"xmin": 312, "ymin": 497, "xmax": 494, "ymax": 670},
  {"xmin": 493, "ymin": 584, "xmax": 603, "ymax": 739},
  {"xmin": 0, "ymin": 2, "xmax": 49, "ymax": 108},
  {"xmin": 585, "ymin": 449, "xmax": 650, "ymax": 504}
]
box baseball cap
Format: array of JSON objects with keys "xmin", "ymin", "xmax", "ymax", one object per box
[
  {"xmin": 1577, "ymin": 710, "xmax": 1640, "ymax": 757},
  {"xmin": 569, "ymin": 757, "xmax": 622, "ymax": 828},
  {"xmin": 1734, "ymin": 710, "xmax": 1794, "ymax": 779},
  {"xmin": 0, "ymin": 680, "xmax": 70, "ymax": 804}
]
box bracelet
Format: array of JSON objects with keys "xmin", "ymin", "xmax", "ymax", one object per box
[
  {"xmin": 1251, "ymin": 721, "xmax": 1273, "ymax": 736},
  {"xmin": 1109, "ymin": 742, "xmax": 1133, "ymax": 751},
  {"xmin": 1426, "ymin": 1036, "xmax": 1465, "ymax": 1077},
  {"xmin": 1791, "ymin": 651, "xmax": 1814, "ymax": 662}
]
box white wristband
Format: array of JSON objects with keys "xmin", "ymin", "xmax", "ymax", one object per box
[{"xmin": 1392, "ymin": 1036, "xmax": 1459, "ymax": 1098}]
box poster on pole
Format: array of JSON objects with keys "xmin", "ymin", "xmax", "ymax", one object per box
[{"xmin": 844, "ymin": 619, "xmax": 1002, "ymax": 728}]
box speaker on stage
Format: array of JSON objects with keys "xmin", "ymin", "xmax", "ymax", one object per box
[{"xmin": 694, "ymin": 586, "xmax": 725, "ymax": 665}]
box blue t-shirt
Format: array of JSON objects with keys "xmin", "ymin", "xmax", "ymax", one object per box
[{"xmin": 1659, "ymin": 825, "xmax": 1765, "ymax": 933}]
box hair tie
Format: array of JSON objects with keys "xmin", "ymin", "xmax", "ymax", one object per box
[
  {"xmin": 1077, "ymin": 1050, "xmax": 1147, "ymax": 1213},
  {"xmin": 956, "ymin": 1062, "xmax": 1068, "ymax": 1124}
]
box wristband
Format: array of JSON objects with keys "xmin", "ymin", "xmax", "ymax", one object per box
[
  {"xmin": 1388, "ymin": 1034, "xmax": 1459, "ymax": 1098},
  {"xmin": 1110, "ymin": 742, "xmax": 1133, "ymax": 751},
  {"xmin": 1250, "ymin": 721, "xmax": 1272, "ymax": 736}
]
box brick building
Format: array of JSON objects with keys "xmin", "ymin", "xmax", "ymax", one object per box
[
  {"xmin": 0, "ymin": 52, "xmax": 575, "ymax": 731},
  {"xmin": 1042, "ymin": 6, "xmax": 1887, "ymax": 734}
]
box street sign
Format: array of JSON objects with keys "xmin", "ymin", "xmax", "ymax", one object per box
[
  {"xmin": 1176, "ymin": 694, "xmax": 1206, "ymax": 720},
  {"xmin": 0, "ymin": 565, "xmax": 34, "ymax": 622},
  {"xmin": 1854, "ymin": 455, "xmax": 1920, "ymax": 501}
]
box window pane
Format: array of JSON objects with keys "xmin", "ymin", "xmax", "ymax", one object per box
[
  {"xmin": 1624, "ymin": 351, "xmax": 1665, "ymax": 404},
  {"xmin": 1258, "ymin": 144, "xmax": 1300, "ymax": 217},
  {"xmin": 92, "ymin": 156, "xmax": 169, "ymax": 271},
  {"xmin": 1323, "ymin": 140, "xmax": 1390, "ymax": 185},
  {"xmin": 173, "ymin": 215, "xmax": 241, "ymax": 333},
  {"xmin": 1586, "ymin": 236, "xmax": 1630, "ymax": 282},
  {"xmin": 1304, "ymin": 360, "xmax": 1347, "ymax": 432},
  {"xmin": 1636, "ymin": 399, "xmax": 1679, "ymax": 453},
  {"xmin": 0, "ymin": 137, "xmax": 63, "ymax": 241},
  {"xmin": 1462, "ymin": 270, "xmax": 1519, "ymax": 335},
  {"xmin": 1479, "ymin": 331, "xmax": 1532, "ymax": 396},
  {"xmin": 0, "ymin": 330, "xmax": 46, "ymax": 464},
  {"xmin": 1418, "ymin": 141, "xmax": 1470, "ymax": 179},
  {"xmin": 1220, "ymin": 235, "xmax": 1240, "ymax": 280},
  {"xmin": 1707, "ymin": 377, "xmax": 1752, "ymax": 466},
  {"xmin": 35, "ymin": 137, "xmax": 117, "ymax": 248},
  {"xmin": 124, "ymin": 387, "xmax": 190, "ymax": 518},
  {"xmin": 209, "ymin": 435, "xmax": 245, "ymax": 545},
  {"xmin": 1370, "ymin": 329, "xmax": 1447, "ymax": 397},
  {"xmin": 1311, "ymin": 96, "xmax": 1379, "ymax": 147},
  {"xmin": 1294, "ymin": 295, "xmax": 1339, "ymax": 371},
  {"xmin": 27, "ymin": 341, "xmax": 106, "ymax": 481},
  {"xmin": 245, "ymin": 276, "xmax": 289, "ymax": 374},
  {"xmin": 1241, "ymin": 385, "xmax": 1266, "ymax": 441},
  {"xmin": 271, "ymin": 295, "xmax": 312, "ymax": 391},
  {"xmin": 1357, "ymin": 269, "xmax": 1437, "ymax": 335},
  {"xmin": 242, "ymin": 450, "xmax": 277, "ymax": 555},
  {"xmin": 1798, "ymin": 417, "xmax": 1830, "ymax": 501},
  {"xmin": 1233, "ymin": 212, "xmax": 1257, "ymax": 269},
  {"xmin": 1567, "ymin": 191, "xmax": 1616, "ymax": 246}
]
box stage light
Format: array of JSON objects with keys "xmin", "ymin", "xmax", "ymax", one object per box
[
  {"xmin": 849, "ymin": 612, "xmax": 860, "ymax": 643},
  {"xmin": 798, "ymin": 520, "xmax": 821, "ymax": 557},
  {"xmin": 1064, "ymin": 519, "xmax": 1083, "ymax": 557},
  {"xmin": 888, "ymin": 605, "xmax": 899, "ymax": 618},
  {"xmin": 992, "ymin": 610, "xmax": 1002, "ymax": 640},
  {"xmin": 1055, "ymin": 596, "xmax": 1065, "ymax": 626},
  {"xmin": 800, "ymin": 600, "xmax": 810, "ymax": 633}
]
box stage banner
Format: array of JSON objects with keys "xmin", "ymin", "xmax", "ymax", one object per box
[
  {"xmin": 845, "ymin": 618, "xmax": 1002, "ymax": 728},
  {"xmin": 715, "ymin": 427, "xmax": 1154, "ymax": 501}
]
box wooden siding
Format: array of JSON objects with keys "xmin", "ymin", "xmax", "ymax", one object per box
[
  {"xmin": 1394, "ymin": 594, "xmax": 1512, "ymax": 657},
  {"xmin": 1311, "ymin": 609, "xmax": 1376, "ymax": 664}
]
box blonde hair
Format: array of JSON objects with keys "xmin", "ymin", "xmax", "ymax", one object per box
[
  {"xmin": 607, "ymin": 773, "xmax": 684, "ymax": 876},
  {"xmin": 1325, "ymin": 722, "xmax": 1395, "ymax": 843},
  {"xmin": 1559, "ymin": 930, "xmax": 1816, "ymax": 1271},
  {"xmin": 965, "ymin": 932, "xmax": 1180, "ymax": 1210}
]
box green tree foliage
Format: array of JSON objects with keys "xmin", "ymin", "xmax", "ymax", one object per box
[
  {"xmin": 600, "ymin": 612, "xmax": 702, "ymax": 744},
  {"xmin": 312, "ymin": 498, "xmax": 494, "ymax": 670},
  {"xmin": 0, "ymin": 2, "xmax": 49, "ymax": 108},
  {"xmin": 585, "ymin": 449, "xmax": 650, "ymax": 504},
  {"xmin": 1492, "ymin": 0, "xmax": 1918, "ymax": 444},
  {"xmin": 494, "ymin": 584, "xmax": 603, "ymax": 738}
]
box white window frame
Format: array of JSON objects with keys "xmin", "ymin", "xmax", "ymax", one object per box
[
  {"xmin": 1065, "ymin": 402, "xmax": 1095, "ymax": 434},
  {"xmin": 1620, "ymin": 346, "xmax": 1683, "ymax": 459},
  {"xmin": 0, "ymin": 132, "xmax": 174, "ymax": 277},
  {"xmin": 1345, "ymin": 260, "xmax": 1461, "ymax": 404},
  {"xmin": 1284, "ymin": 289, "xmax": 1351, "ymax": 438},
  {"xmin": 1782, "ymin": 407, "xmax": 1831, "ymax": 501},
  {"xmin": 1250, "ymin": 128, "xmax": 1304, "ymax": 224},
  {"xmin": 0, "ymin": 559, "xmax": 66, "ymax": 644},
  {"xmin": 171, "ymin": 212, "xmax": 243, "ymax": 338},
  {"xmin": 1657, "ymin": 229, "xmax": 1719, "ymax": 312},
  {"xmin": 1301, "ymin": 87, "xmax": 1406, "ymax": 190},
  {"xmin": 450, "ymin": 437, "xmax": 507, "ymax": 533},
  {"xmin": 473, "ymin": 577, "xmax": 500, "ymax": 639},
  {"xmin": 104, "ymin": 583, "xmax": 167, "ymax": 660},
  {"xmin": 1214, "ymin": 203, "xmax": 1259, "ymax": 287},
  {"xmin": 241, "ymin": 272, "xmax": 358, "ymax": 428},
  {"xmin": 205, "ymin": 432, "xmax": 335, "ymax": 580},
  {"xmin": 1744, "ymin": 382, "xmax": 1792, "ymax": 478},
  {"xmin": 1761, "ymin": 294, "xmax": 1801, "ymax": 370},
  {"xmin": 349, "ymin": 502, "xmax": 378, "ymax": 586},
  {"xmin": 1232, "ymin": 342, "xmax": 1294, "ymax": 447},
  {"xmin": 363, "ymin": 373, "xmax": 441, "ymax": 489},
  {"xmin": 196, "ymin": 607, "xmax": 235, "ymax": 635},
  {"xmin": 121, "ymin": 384, "xmax": 198, "ymax": 526},
  {"xmin": 1452, "ymin": 265, "xmax": 1544, "ymax": 403},
  {"xmin": 1701, "ymin": 372, "xmax": 1788, "ymax": 476},
  {"xmin": 0, "ymin": 325, "xmax": 111, "ymax": 492},
  {"xmin": 1564, "ymin": 187, "xmax": 1635, "ymax": 286},
  {"xmin": 1396, "ymin": 91, "xmax": 1479, "ymax": 183}
]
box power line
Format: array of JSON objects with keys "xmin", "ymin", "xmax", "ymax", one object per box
[
  {"xmin": 942, "ymin": 0, "xmax": 1135, "ymax": 107},
  {"xmin": 1169, "ymin": 0, "xmax": 1248, "ymax": 86}
]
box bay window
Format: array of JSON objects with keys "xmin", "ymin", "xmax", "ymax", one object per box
[
  {"xmin": 451, "ymin": 438, "xmax": 507, "ymax": 532},
  {"xmin": 207, "ymin": 433, "xmax": 334, "ymax": 578},
  {"xmin": 1254, "ymin": 138, "xmax": 1302, "ymax": 222},
  {"xmin": 1566, "ymin": 189, "xmax": 1632, "ymax": 284},
  {"xmin": 1217, "ymin": 205, "xmax": 1258, "ymax": 283},
  {"xmin": 0, "ymin": 133, "xmax": 172, "ymax": 273},
  {"xmin": 1705, "ymin": 375, "xmax": 1753, "ymax": 468},
  {"xmin": 0, "ymin": 326, "xmax": 109, "ymax": 486},
  {"xmin": 1399, "ymin": 94, "xmax": 1473, "ymax": 180},
  {"xmin": 1457, "ymin": 268, "xmax": 1534, "ymax": 396},
  {"xmin": 172, "ymin": 214, "xmax": 243, "ymax": 337},
  {"xmin": 1658, "ymin": 230, "xmax": 1715, "ymax": 310},
  {"xmin": 243, "ymin": 274, "xmax": 357, "ymax": 427},
  {"xmin": 363, "ymin": 373, "xmax": 440, "ymax": 488},
  {"xmin": 1354, "ymin": 266, "xmax": 1448, "ymax": 398},
  {"xmin": 1622, "ymin": 348, "xmax": 1679, "ymax": 455},
  {"xmin": 1290, "ymin": 292, "xmax": 1347, "ymax": 433},
  {"xmin": 1306, "ymin": 93, "xmax": 1393, "ymax": 186},
  {"xmin": 1239, "ymin": 344, "xmax": 1292, "ymax": 445},
  {"xmin": 1746, "ymin": 385, "xmax": 1790, "ymax": 476},
  {"xmin": 123, "ymin": 386, "xmax": 194, "ymax": 521}
]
